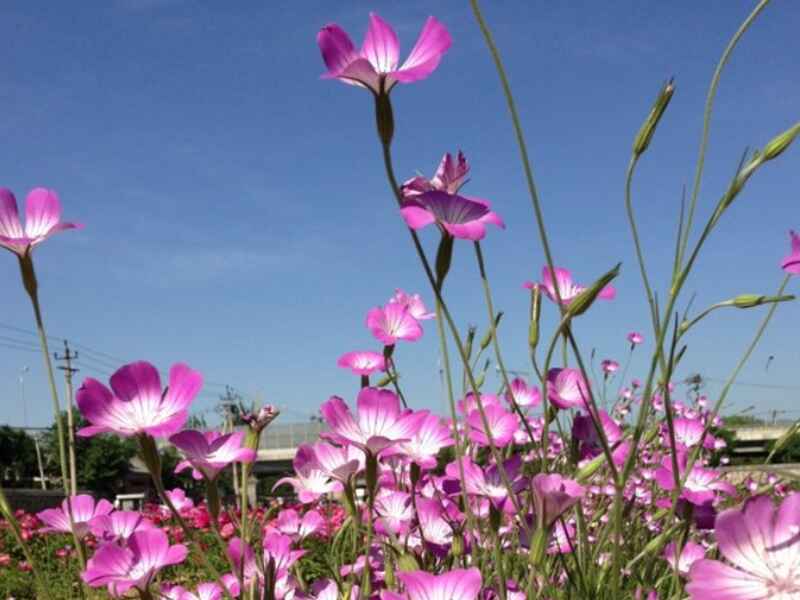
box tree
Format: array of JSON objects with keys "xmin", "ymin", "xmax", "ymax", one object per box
[
  {"xmin": 0, "ymin": 426, "xmax": 38, "ymax": 484},
  {"xmin": 43, "ymin": 412, "xmax": 137, "ymax": 498}
]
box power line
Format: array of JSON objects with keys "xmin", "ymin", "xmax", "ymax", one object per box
[{"xmin": 0, "ymin": 321, "xmax": 230, "ymax": 388}]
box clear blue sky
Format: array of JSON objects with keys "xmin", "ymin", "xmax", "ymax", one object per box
[{"xmin": 1, "ymin": 1, "xmax": 798, "ymax": 428}]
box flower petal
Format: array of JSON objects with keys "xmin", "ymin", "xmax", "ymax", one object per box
[{"xmin": 393, "ymin": 17, "xmax": 452, "ymax": 83}]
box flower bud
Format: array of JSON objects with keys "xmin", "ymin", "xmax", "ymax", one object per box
[
  {"xmin": 479, "ymin": 312, "xmax": 503, "ymax": 351},
  {"xmin": 633, "ymin": 79, "xmax": 675, "ymax": 157},
  {"xmin": 762, "ymin": 122, "xmax": 800, "ymax": 161},
  {"xmin": 567, "ymin": 263, "xmax": 621, "ymax": 319},
  {"xmin": 435, "ymin": 233, "xmax": 454, "ymax": 291},
  {"xmin": 397, "ymin": 552, "xmax": 421, "ymax": 572},
  {"xmin": 732, "ymin": 293, "xmax": 795, "ymax": 309},
  {"xmin": 529, "ymin": 285, "xmax": 541, "ymax": 350}
]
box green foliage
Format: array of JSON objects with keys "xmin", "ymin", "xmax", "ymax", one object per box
[
  {"xmin": 42, "ymin": 412, "xmax": 137, "ymax": 497},
  {"xmin": 0, "ymin": 426, "xmax": 38, "ymax": 484}
]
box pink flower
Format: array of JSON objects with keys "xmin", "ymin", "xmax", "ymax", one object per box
[
  {"xmin": 274, "ymin": 509, "xmax": 325, "ymax": 540},
  {"xmin": 317, "ymin": 13, "xmax": 451, "ymax": 95},
  {"xmin": 505, "ymin": 377, "xmax": 541, "ymax": 409},
  {"xmin": 547, "ymin": 368, "xmax": 590, "ymax": 410},
  {"xmin": 0, "ymin": 187, "xmax": 82, "ymax": 256},
  {"xmin": 308, "ymin": 441, "xmax": 364, "ymax": 482},
  {"xmin": 686, "ymin": 494, "xmax": 800, "ymax": 599},
  {"xmin": 447, "ymin": 456, "xmax": 523, "ymax": 511},
  {"xmin": 572, "ymin": 410, "xmax": 622, "ymax": 449},
  {"xmin": 82, "ymin": 529, "xmax": 188, "ymax": 596},
  {"xmin": 366, "ymin": 303, "xmax": 423, "ymax": 345},
  {"xmin": 601, "ymin": 359, "xmax": 620, "ymax": 375},
  {"xmin": 163, "ymin": 488, "xmax": 195, "ymax": 513},
  {"xmin": 273, "ymin": 449, "xmax": 343, "ymax": 504},
  {"xmin": 467, "ymin": 404, "xmax": 518, "ymax": 448},
  {"xmin": 38, "ymin": 494, "xmax": 113, "ymax": 539},
  {"xmin": 170, "ymin": 430, "xmax": 256, "ymax": 481},
  {"xmin": 403, "ymin": 151, "xmax": 470, "ymax": 196},
  {"xmin": 397, "ymin": 412, "xmax": 454, "ymax": 468},
  {"xmin": 375, "ymin": 490, "xmax": 414, "ymax": 536},
  {"xmin": 654, "ymin": 457, "xmax": 735, "ymax": 506},
  {"xmin": 531, "ymin": 474, "xmax": 585, "ymax": 528},
  {"xmin": 664, "ymin": 541, "xmax": 705, "ymax": 576},
  {"xmin": 389, "ymin": 289, "xmax": 435, "ymax": 320},
  {"xmin": 396, "ymin": 568, "xmax": 482, "ymax": 600},
  {"xmin": 90, "ymin": 511, "xmax": 155, "ymax": 542},
  {"xmin": 400, "ymin": 191, "xmax": 504, "ymax": 241},
  {"xmin": 337, "ymin": 351, "xmax": 386, "ymax": 375},
  {"xmin": 627, "ymin": 331, "xmax": 644, "ymax": 346},
  {"xmin": 320, "ymin": 388, "xmax": 426, "ymax": 455},
  {"xmin": 526, "ymin": 267, "xmax": 616, "ymax": 306},
  {"xmin": 780, "ymin": 230, "xmax": 800, "ymax": 275},
  {"xmin": 77, "ymin": 361, "xmax": 202, "ymax": 439},
  {"xmin": 163, "ymin": 583, "xmax": 223, "ymax": 600}
]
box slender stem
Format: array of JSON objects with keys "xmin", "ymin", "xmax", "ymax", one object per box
[
  {"xmin": 678, "ymin": 0, "xmax": 771, "ymax": 270},
  {"xmin": 17, "ymin": 255, "xmax": 69, "ymax": 495},
  {"xmin": 474, "ymin": 242, "xmax": 537, "ymax": 446},
  {"xmin": 625, "ymin": 156, "xmax": 659, "ymax": 335},
  {"xmin": 378, "ymin": 131, "xmax": 526, "ymax": 524}
]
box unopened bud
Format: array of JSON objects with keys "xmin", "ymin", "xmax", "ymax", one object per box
[
  {"xmin": 479, "ymin": 313, "xmax": 503, "ymax": 351},
  {"xmin": 435, "ymin": 233, "xmax": 454, "ymax": 291},
  {"xmin": 762, "ymin": 122, "xmax": 800, "ymax": 161},
  {"xmin": 732, "ymin": 294, "xmax": 795, "ymax": 309},
  {"xmin": 633, "ymin": 79, "xmax": 675, "ymax": 156},
  {"xmin": 567, "ymin": 263, "xmax": 621, "ymax": 319},
  {"xmin": 529, "ymin": 285, "xmax": 541, "ymax": 350}
]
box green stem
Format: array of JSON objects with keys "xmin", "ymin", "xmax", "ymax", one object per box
[
  {"xmin": 678, "ymin": 0, "xmax": 771, "ymax": 272},
  {"xmin": 17, "ymin": 255, "xmax": 69, "ymax": 495}
]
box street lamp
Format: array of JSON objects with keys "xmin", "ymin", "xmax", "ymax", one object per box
[{"xmin": 19, "ymin": 366, "xmax": 30, "ymax": 428}]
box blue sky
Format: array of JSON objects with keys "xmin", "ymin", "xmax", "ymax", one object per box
[{"xmin": 1, "ymin": 1, "xmax": 799, "ymax": 428}]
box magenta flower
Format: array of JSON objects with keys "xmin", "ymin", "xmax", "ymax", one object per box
[
  {"xmin": 781, "ymin": 230, "xmax": 800, "ymax": 275},
  {"xmin": 337, "ymin": 351, "xmax": 386, "ymax": 375},
  {"xmin": 531, "ymin": 473, "xmax": 585, "ymax": 528},
  {"xmin": 317, "ymin": 13, "xmax": 451, "ymax": 95},
  {"xmin": 404, "ymin": 151, "xmax": 470, "ymax": 196},
  {"xmin": 664, "ymin": 541, "xmax": 705, "ymax": 576},
  {"xmin": 572, "ymin": 410, "xmax": 622, "ymax": 450},
  {"xmin": 601, "ymin": 359, "xmax": 620, "ymax": 375},
  {"xmin": 0, "ymin": 187, "xmax": 82, "ymax": 256},
  {"xmin": 38, "ymin": 494, "xmax": 113, "ymax": 539},
  {"xmin": 77, "ymin": 361, "xmax": 202, "ymax": 439},
  {"xmin": 274, "ymin": 509, "xmax": 325, "ymax": 540},
  {"xmin": 669, "ymin": 417, "xmax": 706, "ymax": 449},
  {"xmin": 82, "ymin": 529, "xmax": 188, "ymax": 596},
  {"xmin": 686, "ymin": 494, "xmax": 800, "ymax": 599},
  {"xmin": 320, "ymin": 388, "xmax": 426, "ymax": 455},
  {"xmin": 170, "ymin": 430, "xmax": 256, "ymax": 481},
  {"xmin": 366, "ymin": 303, "xmax": 423, "ymax": 345},
  {"xmin": 389, "ymin": 289, "xmax": 435, "ymax": 320},
  {"xmin": 163, "ymin": 583, "xmax": 222, "ymax": 600},
  {"xmin": 547, "ymin": 368, "xmax": 590, "ymax": 410},
  {"xmin": 375, "ymin": 490, "xmax": 414, "ymax": 536},
  {"xmin": 447, "ymin": 456, "xmax": 523, "ymax": 511},
  {"xmin": 396, "ymin": 568, "xmax": 482, "ymax": 600},
  {"xmin": 397, "ymin": 412, "xmax": 454, "ymax": 468},
  {"xmin": 274, "ymin": 448, "xmax": 343, "ymax": 503},
  {"xmin": 505, "ymin": 377, "xmax": 542, "ymax": 409},
  {"xmin": 90, "ymin": 511, "xmax": 154, "ymax": 542},
  {"xmin": 627, "ymin": 331, "xmax": 644, "ymax": 346},
  {"xmin": 263, "ymin": 531, "xmax": 306, "ymax": 575},
  {"xmin": 458, "ymin": 392, "xmax": 502, "ymax": 415},
  {"xmin": 308, "ymin": 441, "xmax": 364, "ymax": 482},
  {"xmin": 163, "ymin": 488, "xmax": 195, "ymax": 513},
  {"xmin": 526, "ymin": 267, "xmax": 616, "ymax": 306},
  {"xmin": 416, "ymin": 498, "xmax": 454, "ymax": 550},
  {"xmin": 400, "ymin": 191, "xmax": 504, "ymax": 241},
  {"xmin": 467, "ymin": 404, "xmax": 518, "ymax": 448},
  {"xmin": 654, "ymin": 457, "xmax": 735, "ymax": 506}
]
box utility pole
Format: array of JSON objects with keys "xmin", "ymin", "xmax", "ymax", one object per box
[{"xmin": 54, "ymin": 340, "xmax": 79, "ymax": 496}]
